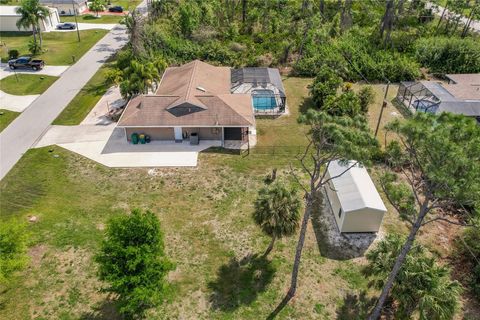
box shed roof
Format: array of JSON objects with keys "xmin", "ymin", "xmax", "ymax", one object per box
[
  {"xmin": 327, "ymin": 161, "xmax": 387, "ymax": 213},
  {"xmin": 231, "ymin": 67, "xmax": 286, "ymax": 97}
]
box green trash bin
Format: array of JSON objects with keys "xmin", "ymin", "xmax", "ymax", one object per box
[
  {"xmin": 139, "ymin": 134, "xmax": 146, "ymax": 144},
  {"xmin": 131, "ymin": 133, "xmax": 139, "ymax": 144}
]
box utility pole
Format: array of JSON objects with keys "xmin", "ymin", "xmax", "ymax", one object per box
[
  {"xmin": 375, "ymin": 82, "xmax": 390, "ymax": 137},
  {"xmin": 72, "ymin": 0, "xmax": 81, "ymax": 42}
]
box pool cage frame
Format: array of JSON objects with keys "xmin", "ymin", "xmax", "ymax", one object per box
[
  {"xmin": 397, "ymin": 82, "xmax": 441, "ymax": 113},
  {"xmin": 231, "ymin": 68, "xmax": 287, "ymax": 116}
]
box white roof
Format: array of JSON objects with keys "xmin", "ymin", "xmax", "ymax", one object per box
[
  {"xmin": 327, "ymin": 160, "xmax": 387, "ymax": 213},
  {"xmin": 0, "ymin": 5, "xmax": 56, "ymax": 16}
]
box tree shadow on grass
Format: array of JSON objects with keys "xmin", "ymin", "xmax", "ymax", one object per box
[
  {"xmin": 208, "ymin": 253, "xmax": 276, "ymax": 311},
  {"xmin": 299, "ymin": 96, "xmax": 316, "ymax": 115},
  {"xmin": 80, "ymin": 297, "xmax": 122, "ymax": 320},
  {"xmin": 336, "ymin": 291, "xmax": 377, "ymax": 320}
]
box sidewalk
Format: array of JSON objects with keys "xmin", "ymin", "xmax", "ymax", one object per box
[{"xmin": 0, "ymin": 24, "xmax": 130, "ymax": 179}]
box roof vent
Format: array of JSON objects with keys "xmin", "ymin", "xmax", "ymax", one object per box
[{"xmin": 196, "ymin": 86, "xmax": 206, "ymax": 92}]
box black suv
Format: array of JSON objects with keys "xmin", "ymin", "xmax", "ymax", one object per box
[
  {"xmin": 108, "ymin": 6, "xmax": 123, "ymax": 12},
  {"xmin": 8, "ymin": 56, "xmax": 45, "ymax": 70}
]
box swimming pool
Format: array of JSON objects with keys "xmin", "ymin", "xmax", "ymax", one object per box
[{"xmin": 252, "ymin": 89, "xmax": 277, "ymax": 110}]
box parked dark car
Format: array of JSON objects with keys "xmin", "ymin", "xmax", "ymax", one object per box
[
  {"xmin": 108, "ymin": 6, "xmax": 123, "ymax": 12},
  {"xmin": 8, "ymin": 57, "xmax": 45, "ymax": 70},
  {"xmin": 56, "ymin": 22, "xmax": 76, "ymax": 30}
]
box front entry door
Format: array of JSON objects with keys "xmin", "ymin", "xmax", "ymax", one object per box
[{"xmin": 174, "ymin": 127, "xmax": 183, "ymax": 142}]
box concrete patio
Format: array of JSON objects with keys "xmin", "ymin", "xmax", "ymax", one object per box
[{"xmin": 35, "ymin": 125, "xmax": 221, "ymax": 167}]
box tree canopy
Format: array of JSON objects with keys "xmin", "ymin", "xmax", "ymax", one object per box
[
  {"xmin": 95, "ymin": 209, "xmax": 174, "ymax": 318},
  {"xmin": 366, "ymin": 234, "xmax": 462, "ymax": 320}
]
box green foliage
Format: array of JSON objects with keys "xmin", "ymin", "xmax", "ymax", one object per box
[
  {"xmin": 298, "ymin": 110, "xmax": 379, "ymax": 164},
  {"xmin": 178, "ymin": 2, "xmax": 200, "ymax": 38},
  {"xmin": 15, "ymin": 0, "xmax": 49, "ymax": 41},
  {"xmin": 385, "ymin": 112, "xmax": 480, "ymax": 210},
  {"xmin": 357, "ymin": 85, "xmax": 375, "ymax": 114},
  {"xmin": 7, "ymin": 49, "xmax": 19, "ymax": 59},
  {"xmin": 457, "ymin": 227, "xmax": 480, "ymax": 299},
  {"xmin": 380, "ymin": 172, "xmax": 417, "ymax": 224},
  {"xmin": 95, "ymin": 209, "xmax": 174, "ymax": 318},
  {"xmin": 415, "ymin": 36, "xmax": 480, "ymax": 74},
  {"xmin": 28, "ymin": 38, "xmax": 40, "ymax": 55},
  {"xmin": 366, "ymin": 234, "xmax": 462, "ymax": 320},
  {"xmin": 253, "ymin": 180, "xmax": 301, "ymax": 240},
  {"xmin": 0, "ymin": 220, "xmax": 29, "ymax": 284},
  {"xmin": 309, "ymin": 67, "xmax": 343, "ymax": 108},
  {"xmin": 324, "ymin": 91, "xmax": 362, "ymax": 118},
  {"xmin": 116, "ymin": 51, "xmax": 167, "ymax": 99},
  {"xmin": 89, "ymin": 0, "xmax": 105, "ymax": 16}
]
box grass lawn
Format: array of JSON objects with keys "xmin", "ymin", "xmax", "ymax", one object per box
[
  {"xmin": 0, "ymin": 109, "xmax": 19, "ymax": 132},
  {"xmin": 0, "ymin": 30, "xmax": 109, "ymax": 65},
  {"xmin": 61, "ymin": 14, "xmax": 124, "ymax": 24},
  {"xmin": 0, "ymin": 74, "xmax": 58, "ymax": 95},
  {"xmin": 53, "ymin": 62, "xmax": 114, "ymax": 125},
  {"xmin": 0, "ymin": 78, "xmax": 475, "ymax": 319}
]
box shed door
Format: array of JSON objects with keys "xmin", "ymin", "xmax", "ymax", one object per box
[
  {"xmin": 224, "ymin": 127, "xmax": 242, "ymax": 140},
  {"xmin": 174, "ymin": 127, "xmax": 183, "ymax": 141}
]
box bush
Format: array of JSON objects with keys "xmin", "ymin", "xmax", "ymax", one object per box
[
  {"xmin": 8, "ymin": 49, "xmax": 19, "ymax": 59},
  {"xmin": 357, "ymin": 85, "xmax": 375, "ymax": 113},
  {"xmin": 309, "ymin": 66, "xmax": 343, "ymax": 108},
  {"xmin": 415, "ymin": 36, "xmax": 480, "ymax": 74},
  {"xmin": 28, "ymin": 39, "xmax": 41, "ymax": 55},
  {"xmin": 95, "ymin": 209, "xmax": 174, "ymax": 317}
]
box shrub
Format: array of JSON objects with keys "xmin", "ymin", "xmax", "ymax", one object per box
[
  {"xmin": 309, "ymin": 66, "xmax": 343, "ymax": 108},
  {"xmin": 415, "ymin": 36, "xmax": 480, "ymax": 74},
  {"xmin": 357, "ymin": 86, "xmax": 375, "ymax": 113},
  {"xmin": 8, "ymin": 49, "xmax": 19, "ymax": 59},
  {"xmin": 28, "ymin": 39, "xmax": 41, "ymax": 55},
  {"xmin": 95, "ymin": 209, "xmax": 174, "ymax": 317}
]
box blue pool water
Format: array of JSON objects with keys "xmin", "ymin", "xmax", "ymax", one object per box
[{"xmin": 252, "ymin": 89, "xmax": 277, "ymax": 110}]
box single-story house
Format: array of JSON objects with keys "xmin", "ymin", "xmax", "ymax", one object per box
[
  {"xmin": 117, "ymin": 60, "xmax": 256, "ymax": 148},
  {"xmin": 39, "ymin": 0, "xmax": 87, "ymax": 15},
  {"xmin": 324, "ymin": 161, "xmax": 387, "ymax": 233},
  {"xmin": 0, "ymin": 5, "xmax": 60, "ymax": 32},
  {"xmin": 397, "ymin": 73, "xmax": 480, "ymax": 122},
  {"xmin": 231, "ymin": 67, "xmax": 287, "ymax": 115}
]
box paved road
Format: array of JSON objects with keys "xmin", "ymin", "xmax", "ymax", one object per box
[
  {"xmin": 427, "ymin": 2, "xmax": 480, "ymax": 33},
  {"xmin": 54, "ymin": 23, "xmax": 116, "ymax": 32},
  {"xmin": 0, "ymin": 25, "xmax": 128, "ymax": 179}
]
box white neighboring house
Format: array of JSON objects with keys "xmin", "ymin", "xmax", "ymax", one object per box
[
  {"xmin": 324, "ymin": 160, "xmax": 387, "ymax": 233},
  {"xmin": 40, "ymin": 0, "xmax": 87, "ymax": 16},
  {"xmin": 0, "ymin": 5, "xmax": 60, "ymax": 32}
]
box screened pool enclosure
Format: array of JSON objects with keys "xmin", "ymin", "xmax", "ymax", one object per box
[{"xmin": 231, "ymin": 67, "xmax": 286, "ymax": 115}]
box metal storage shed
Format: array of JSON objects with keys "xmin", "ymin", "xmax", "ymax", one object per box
[{"xmin": 324, "ymin": 161, "xmax": 387, "ymax": 233}]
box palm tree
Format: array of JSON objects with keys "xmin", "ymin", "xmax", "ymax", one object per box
[
  {"xmin": 253, "ymin": 181, "xmax": 301, "ymax": 257},
  {"xmin": 16, "ymin": 0, "xmax": 50, "ymax": 49}
]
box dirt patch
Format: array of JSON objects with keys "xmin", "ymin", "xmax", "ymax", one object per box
[{"xmin": 28, "ymin": 244, "xmax": 47, "ymax": 268}]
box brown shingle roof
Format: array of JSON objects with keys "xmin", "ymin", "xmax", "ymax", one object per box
[{"xmin": 118, "ymin": 60, "xmax": 255, "ymax": 127}]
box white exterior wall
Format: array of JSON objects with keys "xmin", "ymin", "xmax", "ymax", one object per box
[
  {"xmin": 0, "ymin": 7, "xmax": 59, "ymax": 32},
  {"xmin": 341, "ymin": 208, "xmax": 385, "ymax": 233},
  {"xmin": 48, "ymin": 3, "xmax": 87, "ymax": 16},
  {"xmin": 324, "ymin": 169, "xmax": 386, "ymax": 233}
]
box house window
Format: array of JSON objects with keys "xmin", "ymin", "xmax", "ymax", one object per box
[{"xmin": 338, "ymin": 208, "xmax": 343, "ymax": 218}]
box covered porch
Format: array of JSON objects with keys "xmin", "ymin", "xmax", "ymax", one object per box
[{"xmin": 123, "ymin": 126, "xmax": 251, "ymax": 148}]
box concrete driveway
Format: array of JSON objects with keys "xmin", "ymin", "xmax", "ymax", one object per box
[
  {"xmin": 35, "ymin": 125, "xmax": 217, "ymax": 167},
  {"xmin": 54, "ymin": 23, "xmax": 117, "ymax": 32},
  {"xmin": 0, "ymin": 91, "xmax": 39, "ymax": 112},
  {"xmin": 0, "ymin": 64, "xmax": 69, "ymax": 80}
]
